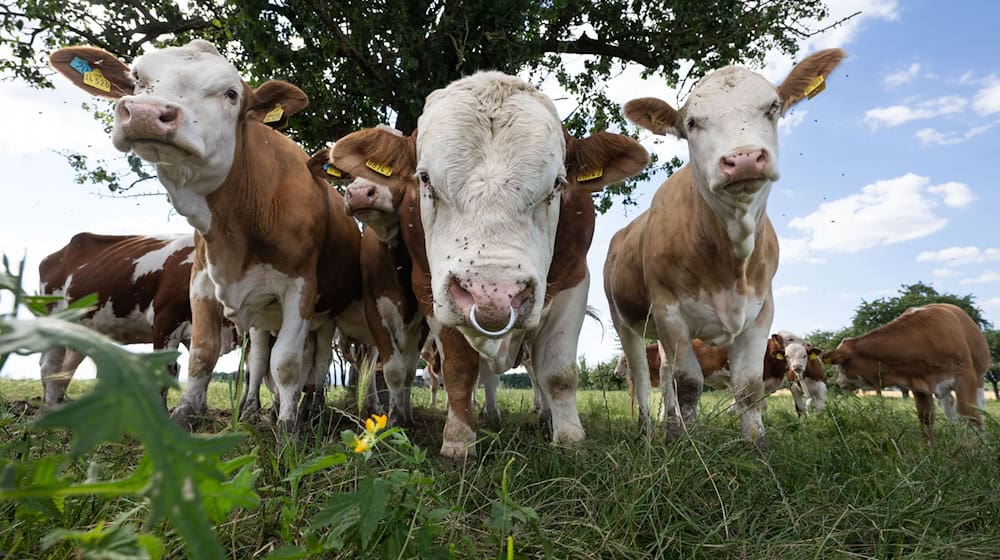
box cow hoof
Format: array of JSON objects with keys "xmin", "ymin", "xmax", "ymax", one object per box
[
  {"xmin": 552, "ymin": 424, "xmax": 585, "ymax": 445},
  {"xmin": 537, "ymin": 409, "xmax": 553, "ymax": 434},
  {"xmin": 388, "ymin": 408, "xmax": 412, "ymax": 428},
  {"xmin": 170, "ymin": 404, "xmax": 205, "ymax": 431},
  {"xmin": 440, "ymin": 438, "xmax": 476, "ymax": 460},
  {"xmin": 664, "ymin": 417, "xmax": 685, "ymax": 442},
  {"xmin": 751, "ymin": 434, "xmax": 772, "ymax": 454},
  {"xmin": 276, "ymin": 417, "xmax": 298, "ymax": 434},
  {"xmin": 238, "ymin": 400, "xmax": 261, "ymax": 423},
  {"xmin": 481, "ymin": 409, "xmax": 502, "ymax": 430}
]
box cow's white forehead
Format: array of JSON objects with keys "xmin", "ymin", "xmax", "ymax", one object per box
[
  {"xmin": 132, "ymin": 40, "xmax": 240, "ymax": 88},
  {"xmin": 686, "ymin": 66, "xmax": 777, "ymax": 112}
]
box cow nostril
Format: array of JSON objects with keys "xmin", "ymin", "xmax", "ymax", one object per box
[
  {"xmin": 366, "ymin": 186, "xmax": 377, "ymax": 199},
  {"xmin": 159, "ymin": 106, "xmax": 178, "ymax": 123}
]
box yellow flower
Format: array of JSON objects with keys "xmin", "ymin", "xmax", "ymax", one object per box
[
  {"xmin": 365, "ymin": 417, "xmax": 375, "ymax": 433},
  {"xmin": 373, "ymin": 414, "xmax": 388, "ymax": 432},
  {"xmin": 352, "ymin": 435, "xmax": 371, "ymax": 454}
]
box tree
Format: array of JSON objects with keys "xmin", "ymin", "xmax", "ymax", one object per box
[
  {"xmin": 850, "ymin": 282, "xmax": 991, "ymax": 335},
  {"xmin": 985, "ymin": 329, "xmax": 1000, "ymax": 400},
  {"xmin": 1, "ymin": 0, "xmax": 839, "ymax": 209}
]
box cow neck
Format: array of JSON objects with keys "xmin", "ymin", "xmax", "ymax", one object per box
[
  {"xmin": 400, "ymin": 185, "xmax": 434, "ymax": 316},
  {"xmin": 545, "ymin": 188, "xmax": 595, "ymax": 303},
  {"xmin": 679, "ymin": 165, "xmax": 773, "ymax": 294}
]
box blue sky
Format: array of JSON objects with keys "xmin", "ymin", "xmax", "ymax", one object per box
[{"xmin": 2, "ymin": 0, "xmax": 998, "ymax": 380}]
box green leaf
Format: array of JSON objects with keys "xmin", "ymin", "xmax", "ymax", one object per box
[
  {"xmin": 284, "ymin": 452, "xmax": 348, "ymax": 485},
  {"xmin": 42, "ymin": 520, "xmax": 151, "ymax": 559},
  {"xmin": 199, "ymin": 461, "xmax": 261, "ymax": 523},
  {"xmin": 357, "ymin": 477, "xmax": 393, "ymax": 548},
  {"xmin": 0, "ymin": 316, "xmax": 243, "ymax": 559}
]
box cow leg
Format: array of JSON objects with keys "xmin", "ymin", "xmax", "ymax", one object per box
[
  {"xmin": 790, "ymin": 381, "xmax": 808, "ymax": 418},
  {"xmin": 41, "ymin": 348, "xmax": 84, "ymax": 408},
  {"xmin": 172, "ymin": 269, "xmax": 222, "ymax": 430},
  {"xmin": 479, "ymin": 364, "xmax": 501, "ymax": 429},
  {"xmin": 953, "ymin": 373, "xmax": 983, "ymax": 428},
  {"xmin": 154, "ymin": 321, "xmax": 187, "ymax": 407},
  {"xmin": 429, "ymin": 368, "xmax": 440, "ymax": 407},
  {"xmin": 525, "ymin": 358, "xmax": 547, "ymax": 418},
  {"xmin": 614, "ymin": 318, "xmax": 653, "ymax": 434},
  {"xmin": 380, "ymin": 315, "xmax": 424, "ymax": 428},
  {"xmin": 934, "ymin": 380, "xmax": 958, "ymax": 421},
  {"xmin": 914, "ymin": 390, "xmax": 935, "ymax": 442},
  {"xmin": 727, "ymin": 300, "xmax": 773, "ymax": 450},
  {"xmin": 271, "ymin": 283, "xmax": 314, "ymax": 432},
  {"xmin": 239, "ymin": 328, "xmax": 272, "ymax": 422},
  {"xmin": 656, "ymin": 334, "xmax": 702, "ymax": 441},
  {"xmin": 804, "ymin": 378, "xmax": 827, "ymax": 412},
  {"xmin": 300, "ymin": 322, "xmax": 335, "ymax": 425},
  {"xmin": 531, "ymin": 272, "xmax": 588, "ymax": 445},
  {"xmin": 436, "ymin": 324, "xmax": 480, "ymax": 459}
]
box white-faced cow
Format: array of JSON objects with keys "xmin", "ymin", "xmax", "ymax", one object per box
[
  {"xmin": 824, "ymin": 303, "xmax": 989, "ymax": 440},
  {"xmin": 775, "ymin": 330, "xmax": 827, "ymax": 416},
  {"xmin": 38, "ymin": 232, "xmax": 236, "ymax": 407},
  {"xmin": 331, "ymin": 72, "xmax": 648, "ymax": 458},
  {"xmin": 50, "ymin": 40, "xmax": 366, "ymax": 430},
  {"xmin": 605, "ymin": 49, "xmax": 845, "ymax": 448}
]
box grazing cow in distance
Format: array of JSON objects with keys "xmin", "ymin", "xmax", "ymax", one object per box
[
  {"xmin": 38, "ymin": 232, "xmax": 237, "ymax": 408},
  {"xmin": 775, "ymin": 331, "xmax": 827, "ymax": 416},
  {"xmin": 331, "ymin": 71, "xmax": 649, "ymax": 458},
  {"xmin": 50, "ymin": 40, "xmax": 367, "ymax": 430},
  {"xmin": 420, "ymin": 337, "xmax": 444, "ymax": 408},
  {"xmin": 824, "ymin": 303, "xmax": 989, "ymax": 440},
  {"xmin": 605, "ymin": 48, "xmax": 846, "ymax": 448}
]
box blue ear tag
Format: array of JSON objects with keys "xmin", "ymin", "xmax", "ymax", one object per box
[{"xmin": 70, "ymin": 56, "xmax": 93, "ymax": 75}]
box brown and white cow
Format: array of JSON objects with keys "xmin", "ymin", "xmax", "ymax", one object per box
[
  {"xmin": 38, "ymin": 232, "xmax": 236, "ymax": 407},
  {"xmin": 775, "ymin": 330, "xmax": 827, "ymax": 416},
  {"xmin": 605, "ymin": 49, "xmax": 845, "ymax": 447},
  {"xmin": 50, "ymin": 40, "xmax": 366, "ymax": 430},
  {"xmin": 330, "ymin": 72, "xmax": 648, "ymax": 458},
  {"xmin": 824, "ymin": 303, "xmax": 989, "ymax": 440}
]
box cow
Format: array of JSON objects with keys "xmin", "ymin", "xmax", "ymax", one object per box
[
  {"xmin": 616, "ymin": 335, "xmax": 789, "ymax": 414},
  {"xmin": 38, "ymin": 232, "xmax": 236, "ymax": 407},
  {"xmin": 50, "ymin": 40, "xmax": 367, "ymax": 430},
  {"xmin": 420, "ymin": 337, "xmax": 444, "ymax": 408},
  {"xmin": 605, "ymin": 48, "xmax": 846, "ymax": 448},
  {"xmin": 824, "ymin": 303, "xmax": 989, "ymax": 440},
  {"xmin": 775, "ymin": 331, "xmax": 827, "ymax": 416},
  {"xmin": 329, "ymin": 71, "xmax": 648, "ymax": 458}
]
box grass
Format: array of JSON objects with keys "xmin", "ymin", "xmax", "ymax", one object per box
[{"xmin": 3, "ymin": 378, "xmax": 1000, "ymax": 559}]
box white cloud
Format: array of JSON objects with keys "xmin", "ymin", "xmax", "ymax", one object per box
[
  {"xmin": 926, "ymin": 181, "xmax": 975, "ymax": 207},
  {"xmin": 932, "ymin": 268, "xmax": 959, "ymax": 278},
  {"xmin": 973, "ymin": 79, "xmax": 1000, "ymax": 116},
  {"xmin": 784, "ymin": 174, "xmax": 967, "ymax": 256},
  {"xmin": 960, "ymin": 271, "xmax": 1000, "ymax": 285},
  {"xmin": 779, "ymin": 236, "xmax": 827, "ymax": 264},
  {"xmin": 0, "ymin": 82, "xmax": 121, "ymax": 158},
  {"xmin": 915, "ymin": 125, "xmax": 992, "ymax": 146},
  {"xmin": 884, "ymin": 63, "xmax": 920, "ymax": 88},
  {"xmin": 864, "ymin": 96, "xmax": 967, "ymax": 128},
  {"xmin": 774, "ymin": 285, "xmax": 808, "ymax": 297},
  {"xmin": 984, "ymin": 297, "xmax": 1000, "ymax": 309},
  {"xmin": 916, "ymin": 246, "xmax": 1000, "ymax": 265},
  {"xmin": 779, "ymin": 109, "xmax": 808, "ymax": 135}
]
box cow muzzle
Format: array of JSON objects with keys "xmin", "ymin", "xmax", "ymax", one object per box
[
  {"xmin": 117, "ymin": 99, "xmax": 181, "ymax": 143},
  {"xmin": 449, "ymin": 276, "xmax": 534, "ymax": 338}
]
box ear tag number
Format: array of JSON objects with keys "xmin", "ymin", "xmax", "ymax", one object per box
[
  {"xmin": 83, "ymin": 69, "xmax": 111, "ymax": 93},
  {"xmin": 577, "ymin": 168, "xmax": 604, "ymax": 182},
  {"xmin": 262, "ymin": 104, "xmax": 284, "ymax": 124},
  {"xmin": 365, "ymin": 160, "xmax": 393, "ymax": 177},
  {"xmin": 70, "ymin": 57, "xmax": 92, "ymax": 74},
  {"xmin": 323, "ymin": 163, "xmax": 343, "ymax": 177}
]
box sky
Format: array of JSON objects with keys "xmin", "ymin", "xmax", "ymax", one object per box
[{"xmin": 2, "ymin": 0, "xmax": 999, "ymax": 382}]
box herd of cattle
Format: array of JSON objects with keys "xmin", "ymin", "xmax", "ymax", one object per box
[{"xmin": 35, "ymin": 40, "xmax": 991, "ymax": 458}]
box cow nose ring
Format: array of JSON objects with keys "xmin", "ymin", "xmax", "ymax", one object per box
[{"xmin": 469, "ymin": 304, "xmax": 517, "ymax": 337}]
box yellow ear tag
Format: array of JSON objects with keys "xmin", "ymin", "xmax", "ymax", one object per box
[
  {"xmin": 323, "ymin": 164, "xmax": 343, "ymax": 178},
  {"xmin": 822, "ymin": 356, "xmax": 832, "ymax": 365},
  {"xmin": 262, "ymin": 104, "xmax": 284, "ymax": 124},
  {"xmin": 82, "ymin": 69, "xmax": 111, "ymax": 93},
  {"xmin": 804, "ymin": 75, "xmax": 826, "ymax": 100},
  {"xmin": 576, "ymin": 168, "xmax": 604, "ymax": 182},
  {"xmin": 365, "ymin": 160, "xmax": 393, "ymax": 177},
  {"xmin": 775, "ymin": 352, "xmax": 784, "ymax": 360}
]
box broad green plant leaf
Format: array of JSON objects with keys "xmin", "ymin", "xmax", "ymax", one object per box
[{"xmin": 0, "ymin": 316, "xmax": 246, "ymax": 559}]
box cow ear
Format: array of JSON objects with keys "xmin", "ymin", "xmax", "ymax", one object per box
[
  {"xmin": 330, "ymin": 126, "xmax": 417, "ymax": 193},
  {"xmin": 623, "ymin": 97, "xmax": 684, "ymax": 138},
  {"xmin": 49, "ymin": 46, "xmax": 132, "ymax": 99},
  {"xmin": 564, "ymin": 131, "xmax": 649, "ymax": 193},
  {"xmin": 247, "ymin": 80, "xmax": 309, "ymax": 126},
  {"xmin": 307, "ymin": 148, "xmax": 351, "ymax": 184},
  {"xmin": 777, "ymin": 48, "xmax": 846, "ymax": 113}
]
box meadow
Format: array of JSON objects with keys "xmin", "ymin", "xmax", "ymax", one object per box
[{"xmin": 3, "ymin": 379, "xmax": 1000, "ymax": 559}]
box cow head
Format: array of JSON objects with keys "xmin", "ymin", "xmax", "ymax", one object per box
[
  {"xmin": 625, "ymin": 49, "xmax": 845, "ymax": 200},
  {"xmin": 50, "ymin": 40, "xmax": 308, "ymax": 195},
  {"xmin": 823, "ymin": 342, "xmax": 871, "ymax": 390},
  {"xmin": 332, "ymin": 72, "xmax": 648, "ymax": 337}
]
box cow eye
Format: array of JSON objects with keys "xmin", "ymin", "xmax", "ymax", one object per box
[
  {"xmin": 686, "ymin": 117, "xmax": 699, "ymax": 130},
  {"xmin": 765, "ymin": 102, "xmax": 780, "ymax": 120},
  {"xmin": 225, "ymin": 88, "xmax": 239, "ymax": 101},
  {"xmin": 418, "ymin": 171, "xmax": 430, "ymax": 184}
]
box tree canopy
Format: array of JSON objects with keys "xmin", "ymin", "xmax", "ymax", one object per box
[{"xmin": 0, "ymin": 0, "xmax": 838, "ymax": 210}]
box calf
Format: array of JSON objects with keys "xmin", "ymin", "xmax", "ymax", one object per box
[
  {"xmin": 38, "ymin": 232, "xmax": 235, "ymax": 407},
  {"xmin": 51, "ymin": 40, "xmax": 365, "ymax": 430},
  {"xmin": 824, "ymin": 303, "xmax": 989, "ymax": 440},
  {"xmin": 775, "ymin": 331, "xmax": 827, "ymax": 416},
  {"xmin": 330, "ymin": 72, "xmax": 648, "ymax": 458},
  {"xmin": 605, "ymin": 49, "xmax": 845, "ymax": 447}
]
